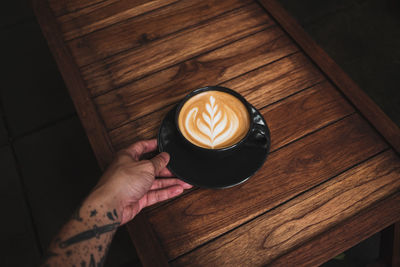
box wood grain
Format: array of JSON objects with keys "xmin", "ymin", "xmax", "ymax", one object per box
[
  {"xmin": 68, "ymin": 0, "xmax": 252, "ymax": 66},
  {"xmin": 110, "ymin": 80, "xmax": 352, "ymax": 155},
  {"xmin": 94, "ymin": 26, "xmax": 298, "ymax": 129},
  {"xmin": 48, "ymin": 0, "xmax": 108, "ymax": 17},
  {"xmin": 58, "ymin": 0, "xmax": 179, "ymax": 41},
  {"xmin": 258, "ymin": 0, "xmax": 400, "ymax": 153},
  {"xmin": 81, "ymin": 3, "xmax": 274, "ymax": 96},
  {"xmin": 49, "ymin": 0, "xmax": 176, "ymax": 21},
  {"xmin": 108, "ymin": 52, "xmax": 325, "ymax": 149},
  {"xmin": 34, "ymin": 1, "xmax": 400, "ymax": 266},
  {"xmin": 31, "ymin": 0, "xmax": 115, "ymax": 168},
  {"xmin": 139, "ymin": 81, "xmax": 355, "ymax": 213},
  {"xmin": 270, "ymin": 192, "xmax": 400, "ymax": 267},
  {"xmin": 172, "ymin": 150, "xmax": 400, "ymax": 266},
  {"xmin": 266, "ymin": 81, "xmax": 354, "ymax": 151},
  {"xmin": 147, "ymin": 114, "xmax": 388, "ymax": 260}
]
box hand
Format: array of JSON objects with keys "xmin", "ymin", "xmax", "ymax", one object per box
[{"xmin": 90, "ymin": 139, "xmax": 192, "ymax": 225}]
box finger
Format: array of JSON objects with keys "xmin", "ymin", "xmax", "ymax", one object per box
[
  {"xmin": 150, "ymin": 178, "xmax": 193, "ymax": 190},
  {"xmin": 144, "ymin": 185, "xmax": 184, "ymax": 207},
  {"xmin": 125, "ymin": 139, "xmax": 158, "ymax": 160},
  {"xmin": 149, "ymin": 152, "xmax": 170, "ymax": 175},
  {"xmin": 158, "ymin": 167, "xmax": 174, "ymax": 177}
]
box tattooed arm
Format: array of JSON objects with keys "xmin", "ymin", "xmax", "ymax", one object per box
[{"xmin": 42, "ymin": 139, "xmax": 192, "ymax": 266}]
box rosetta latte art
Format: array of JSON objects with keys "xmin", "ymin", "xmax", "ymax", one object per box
[
  {"xmin": 185, "ymin": 96, "xmax": 240, "ymax": 148},
  {"xmin": 178, "ymin": 90, "xmax": 250, "ymax": 149}
]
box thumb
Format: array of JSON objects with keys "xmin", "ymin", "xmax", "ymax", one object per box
[{"xmin": 149, "ymin": 152, "xmax": 170, "ymax": 176}]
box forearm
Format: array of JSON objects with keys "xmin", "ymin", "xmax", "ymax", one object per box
[
  {"xmin": 42, "ymin": 140, "xmax": 190, "ymax": 266},
  {"xmin": 42, "ymin": 189, "xmax": 121, "ymax": 267}
]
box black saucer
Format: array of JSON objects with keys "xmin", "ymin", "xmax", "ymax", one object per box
[{"xmin": 158, "ymin": 105, "xmax": 270, "ymax": 189}]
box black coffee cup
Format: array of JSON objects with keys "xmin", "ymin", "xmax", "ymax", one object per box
[{"xmin": 175, "ymin": 86, "xmax": 267, "ymax": 158}]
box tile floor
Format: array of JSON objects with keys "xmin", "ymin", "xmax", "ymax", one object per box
[{"xmin": 0, "ymin": 0, "xmax": 398, "ymax": 266}]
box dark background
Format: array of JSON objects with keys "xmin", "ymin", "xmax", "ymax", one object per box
[{"xmin": 0, "ymin": 0, "xmax": 398, "ymax": 266}]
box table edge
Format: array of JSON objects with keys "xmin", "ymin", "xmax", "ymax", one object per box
[
  {"xmin": 257, "ymin": 0, "xmax": 400, "ymax": 154},
  {"xmin": 30, "ymin": 0, "xmax": 115, "ymax": 169},
  {"xmin": 269, "ymin": 192, "xmax": 400, "ymax": 266},
  {"xmin": 30, "ymin": 0, "xmax": 168, "ymax": 266},
  {"xmin": 30, "ymin": 0, "xmax": 400, "ymax": 266}
]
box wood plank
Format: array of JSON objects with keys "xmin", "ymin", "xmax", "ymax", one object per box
[
  {"xmin": 130, "ymin": 80, "xmax": 354, "ymax": 214},
  {"xmin": 108, "ymin": 52, "xmax": 325, "ymax": 149},
  {"xmin": 172, "ymin": 150, "xmax": 400, "ymax": 266},
  {"xmin": 257, "ymin": 0, "xmax": 400, "ymax": 153},
  {"xmin": 146, "ymin": 114, "xmax": 388, "ymax": 260},
  {"xmin": 58, "ymin": 0, "xmax": 182, "ymax": 41},
  {"xmin": 81, "ymin": 3, "xmax": 274, "ymax": 96},
  {"xmin": 32, "ymin": 0, "xmax": 115, "ymax": 168},
  {"xmin": 68, "ymin": 0, "xmax": 252, "ymax": 66},
  {"xmin": 48, "ymin": 0, "xmax": 108, "ymax": 17},
  {"xmin": 266, "ymin": 81, "xmax": 354, "ymax": 151},
  {"xmin": 110, "ymin": 80, "xmax": 353, "ymax": 153},
  {"xmin": 270, "ymin": 193, "xmax": 400, "ymax": 267},
  {"xmin": 49, "ymin": 0, "xmax": 175, "ymax": 21},
  {"xmin": 94, "ymin": 26, "xmax": 298, "ymax": 129}
]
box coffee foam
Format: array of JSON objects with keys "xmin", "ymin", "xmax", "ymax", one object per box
[{"xmin": 178, "ymin": 90, "xmax": 250, "ymax": 149}]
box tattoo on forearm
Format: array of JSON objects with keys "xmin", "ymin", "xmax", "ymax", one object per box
[
  {"xmin": 90, "ymin": 209, "xmax": 97, "ymax": 217},
  {"xmin": 97, "ymin": 241, "xmax": 111, "ymax": 266},
  {"xmin": 59, "ymin": 222, "xmax": 120, "ymax": 248},
  {"xmin": 89, "ymin": 254, "xmax": 95, "ymax": 267},
  {"xmin": 106, "ymin": 212, "xmax": 114, "ymax": 221},
  {"xmin": 43, "ymin": 209, "xmax": 120, "ymax": 267}
]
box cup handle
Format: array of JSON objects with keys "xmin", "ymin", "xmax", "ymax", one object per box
[
  {"xmin": 248, "ymin": 123, "xmax": 270, "ymax": 149},
  {"xmin": 252, "ymin": 123, "xmax": 268, "ymax": 137}
]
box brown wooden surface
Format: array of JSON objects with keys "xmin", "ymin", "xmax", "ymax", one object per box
[
  {"xmin": 94, "ymin": 25, "xmax": 298, "ymax": 130},
  {"xmin": 148, "ymin": 114, "xmax": 388, "ymax": 260},
  {"xmin": 68, "ymin": 0, "xmax": 252, "ymax": 67},
  {"xmin": 143, "ymin": 80, "xmax": 354, "ymax": 212},
  {"xmin": 58, "ymin": 0, "xmax": 179, "ymax": 41},
  {"xmin": 172, "ymin": 150, "xmax": 400, "ymax": 266},
  {"xmin": 33, "ymin": 0, "xmax": 400, "ymax": 266},
  {"xmin": 270, "ymin": 192, "xmax": 400, "ymax": 267},
  {"xmin": 81, "ymin": 3, "xmax": 273, "ymax": 96},
  {"xmin": 108, "ymin": 52, "xmax": 325, "ymax": 149}
]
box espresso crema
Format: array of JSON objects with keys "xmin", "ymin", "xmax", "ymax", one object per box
[{"xmin": 178, "ymin": 90, "xmax": 250, "ymax": 149}]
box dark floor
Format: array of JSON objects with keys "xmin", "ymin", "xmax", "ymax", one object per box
[{"xmin": 0, "ymin": 0, "xmax": 398, "ymax": 266}]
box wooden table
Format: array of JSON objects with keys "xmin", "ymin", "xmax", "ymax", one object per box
[{"xmin": 32, "ymin": 0, "xmax": 400, "ymax": 266}]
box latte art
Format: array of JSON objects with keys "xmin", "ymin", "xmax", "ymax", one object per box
[{"xmin": 178, "ymin": 91, "xmax": 250, "ymax": 149}]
